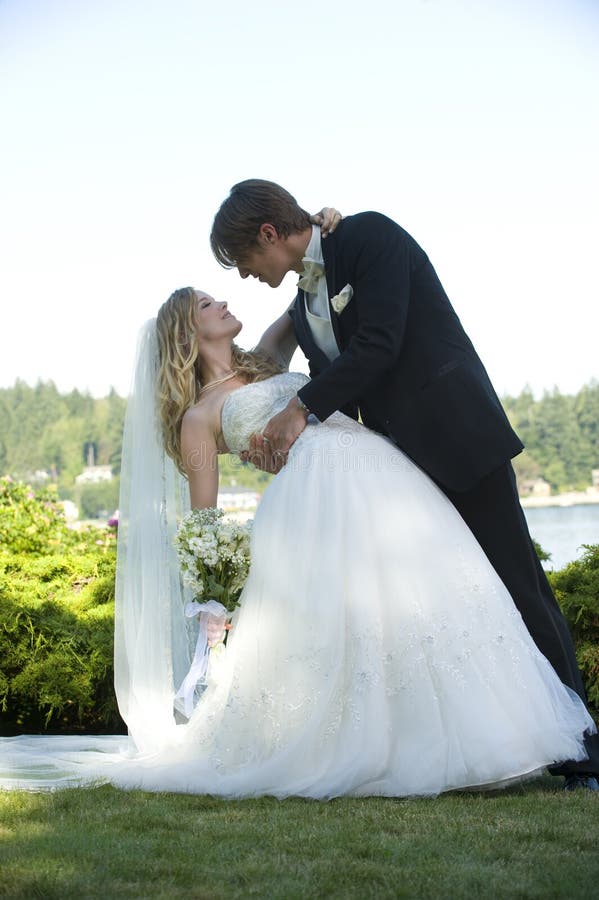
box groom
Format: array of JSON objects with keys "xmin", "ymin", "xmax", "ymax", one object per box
[{"xmin": 210, "ymin": 179, "xmax": 599, "ymax": 789}]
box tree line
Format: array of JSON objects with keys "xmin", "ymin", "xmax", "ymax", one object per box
[
  {"xmin": 503, "ymin": 381, "xmax": 599, "ymax": 492},
  {"xmin": 0, "ymin": 380, "xmax": 270, "ymax": 512},
  {"xmin": 1, "ymin": 378, "xmax": 598, "ymax": 503}
]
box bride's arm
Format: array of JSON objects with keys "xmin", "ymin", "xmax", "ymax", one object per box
[
  {"xmin": 180, "ymin": 407, "xmax": 219, "ymax": 510},
  {"xmin": 180, "ymin": 408, "xmax": 230, "ymax": 645},
  {"xmin": 255, "ymin": 301, "xmax": 297, "ymax": 370}
]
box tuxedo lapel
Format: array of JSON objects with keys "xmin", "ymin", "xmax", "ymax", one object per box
[
  {"xmin": 321, "ymin": 231, "xmax": 344, "ymax": 351},
  {"xmin": 328, "ymin": 296, "xmax": 344, "ymax": 351},
  {"xmin": 321, "ymin": 231, "xmax": 337, "ymax": 303}
]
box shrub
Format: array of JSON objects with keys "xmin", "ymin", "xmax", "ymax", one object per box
[
  {"xmin": 548, "ymin": 545, "xmax": 599, "ymax": 713},
  {"xmin": 0, "ymin": 548, "xmax": 123, "ymax": 733},
  {"xmin": 0, "ymin": 477, "xmax": 76, "ymax": 555},
  {"xmin": 0, "ymin": 480, "xmax": 123, "ymax": 734}
]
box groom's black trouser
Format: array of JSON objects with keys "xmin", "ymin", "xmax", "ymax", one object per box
[{"xmin": 442, "ymin": 462, "xmax": 599, "ymax": 777}]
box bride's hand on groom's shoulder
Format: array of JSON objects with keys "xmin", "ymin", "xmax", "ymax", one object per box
[{"xmin": 310, "ymin": 207, "xmax": 342, "ymax": 237}]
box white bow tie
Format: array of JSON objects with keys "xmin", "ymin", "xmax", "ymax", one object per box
[{"xmin": 297, "ymin": 258, "xmax": 325, "ymax": 294}]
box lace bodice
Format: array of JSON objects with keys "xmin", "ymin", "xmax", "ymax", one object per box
[{"xmin": 222, "ymin": 372, "xmax": 311, "ymax": 453}]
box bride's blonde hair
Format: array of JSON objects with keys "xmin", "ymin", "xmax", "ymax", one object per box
[{"xmin": 156, "ymin": 286, "xmax": 282, "ymax": 473}]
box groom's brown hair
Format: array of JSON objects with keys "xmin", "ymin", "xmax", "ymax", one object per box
[{"xmin": 211, "ymin": 179, "xmax": 311, "ymax": 268}]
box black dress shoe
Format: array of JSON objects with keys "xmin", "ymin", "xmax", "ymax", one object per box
[{"xmin": 563, "ymin": 774, "xmax": 599, "ymax": 791}]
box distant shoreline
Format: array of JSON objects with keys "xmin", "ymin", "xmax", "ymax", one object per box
[{"xmin": 520, "ymin": 491, "xmax": 599, "ymax": 509}]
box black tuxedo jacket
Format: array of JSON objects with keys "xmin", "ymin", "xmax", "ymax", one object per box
[{"xmin": 289, "ymin": 212, "xmax": 523, "ymax": 492}]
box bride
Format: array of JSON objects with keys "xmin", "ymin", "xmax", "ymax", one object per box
[{"xmin": 0, "ymin": 286, "xmax": 594, "ymax": 796}]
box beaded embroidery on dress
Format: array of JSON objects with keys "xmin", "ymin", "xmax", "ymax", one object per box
[{"xmin": 1, "ymin": 372, "xmax": 594, "ymax": 796}]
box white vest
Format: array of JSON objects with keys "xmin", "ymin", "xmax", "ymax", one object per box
[{"xmin": 301, "ymin": 226, "xmax": 340, "ymax": 361}]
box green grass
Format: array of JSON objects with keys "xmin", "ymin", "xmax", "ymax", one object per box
[{"xmin": 0, "ymin": 778, "xmax": 598, "ymax": 899}]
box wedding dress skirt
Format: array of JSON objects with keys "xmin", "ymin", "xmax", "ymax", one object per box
[{"xmin": 1, "ymin": 373, "xmax": 594, "ymax": 796}]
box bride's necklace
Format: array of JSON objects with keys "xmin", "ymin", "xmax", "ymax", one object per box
[{"xmin": 198, "ymin": 371, "xmax": 237, "ymax": 394}]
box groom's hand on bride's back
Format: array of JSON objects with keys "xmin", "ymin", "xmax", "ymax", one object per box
[
  {"xmin": 242, "ymin": 429, "xmax": 289, "ymax": 474},
  {"xmin": 241, "ymin": 432, "xmax": 282, "ymax": 474},
  {"xmin": 242, "ymin": 399, "xmax": 309, "ymax": 474}
]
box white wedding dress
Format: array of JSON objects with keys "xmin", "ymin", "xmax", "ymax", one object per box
[{"xmin": 0, "ymin": 372, "xmax": 594, "ymax": 796}]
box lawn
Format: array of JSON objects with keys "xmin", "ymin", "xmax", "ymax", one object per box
[{"xmin": 0, "ymin": 778, "xmax": 598, "ymax": 899}]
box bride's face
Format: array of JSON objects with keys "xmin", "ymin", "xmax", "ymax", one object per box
[{"xmin": 193, "ymin": 291, "xmax": 242, "ymax": 342}]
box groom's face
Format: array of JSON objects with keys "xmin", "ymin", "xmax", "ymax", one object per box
[{"xmin": 236, "ymin": 224, "xmax": 292, "ymax": 289}]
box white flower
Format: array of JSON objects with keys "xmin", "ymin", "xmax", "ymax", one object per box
[
  {"xmin": 174, "ymin": 507, "xmax": 252, "ymax": 613},
  {"xmin": 330, "ymin": 283, "xmax": 353, "ymax": 314}
]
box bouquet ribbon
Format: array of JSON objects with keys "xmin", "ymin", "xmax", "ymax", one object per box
[{"xmin": 174, "ymin": 599, "xmax": 227, "ymax": 718}]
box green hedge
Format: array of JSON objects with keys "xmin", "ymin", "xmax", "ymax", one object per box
[
  {"xmin": 1, "ymin": 477, "xmax": 80, "ymax": 555},
  {"xmin": 548, "ymin": 545, "xmax": 599, "ymax": 713},
  {"xmin": 0, "ymin": 477, "xmax": 123, "ymax": 733},
  {"xmin": 0, "ymin": 549, "xmax": 122, "ymax": 733}
]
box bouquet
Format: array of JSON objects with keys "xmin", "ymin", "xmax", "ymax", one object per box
[
  {"xmin": 175, "ymin": 506, "xmax": 252, "ymax": 612},
  {"xmin": 173, "ymin": 507, "xmax": 252, "ymax": 717}
]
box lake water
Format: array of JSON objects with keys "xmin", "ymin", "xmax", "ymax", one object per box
[{"xmin": 523, "ymin": 504, "xmax": 599, "ymax": 570}]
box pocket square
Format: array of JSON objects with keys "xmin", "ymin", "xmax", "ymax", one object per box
[{"xmin": 330, "ymin": 284, "xmax": 353, "ymax": 314}]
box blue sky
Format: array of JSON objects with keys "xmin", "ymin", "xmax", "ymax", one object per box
[{"xmin": 0, "ymin": 0, "xmax": 597, "ymax": 397}]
